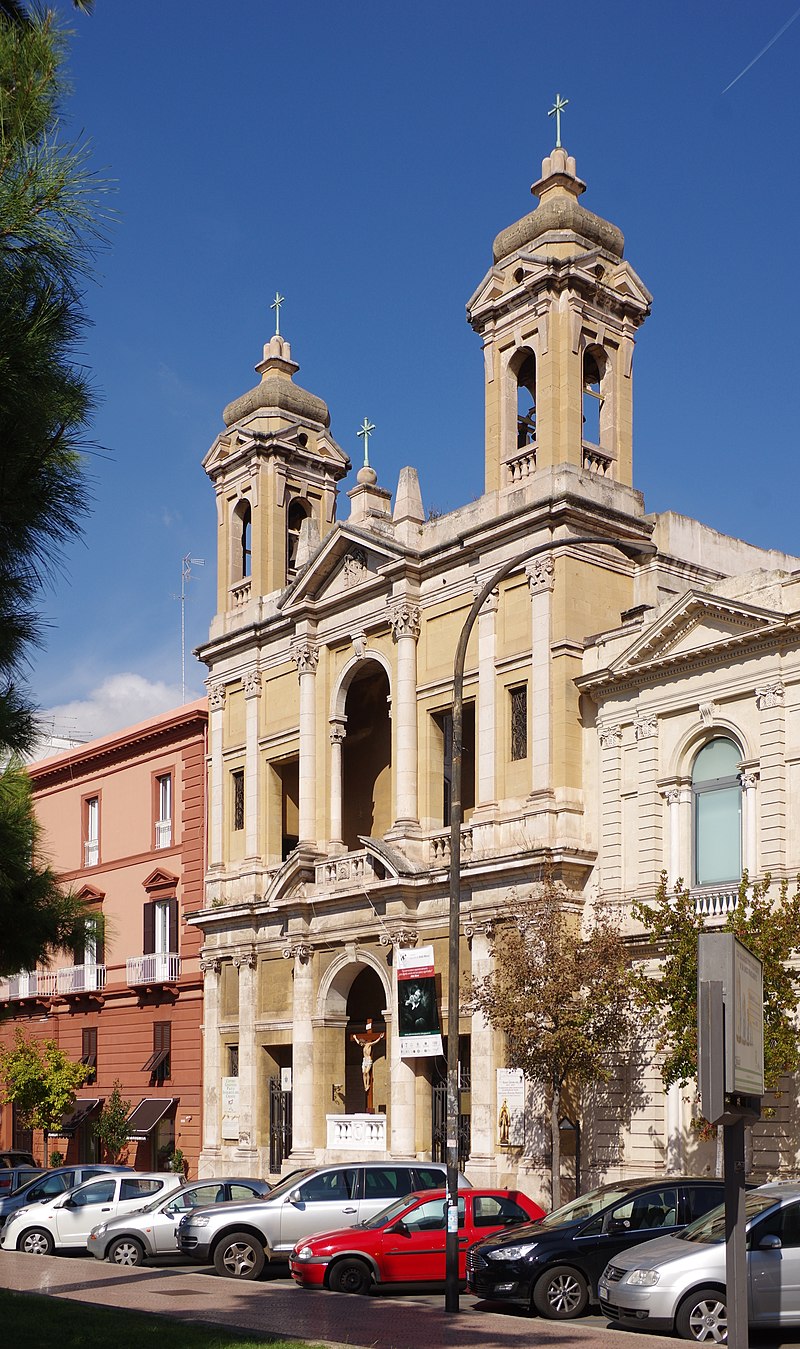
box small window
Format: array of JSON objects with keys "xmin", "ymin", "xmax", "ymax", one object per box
[
  {"xmin": 231, "ymin": 769, "xmax": 245, "ymax": 832},
  {"xmin": 510, "ymin": 685, "xmax": 528, "ymax": 761},
  {"xmin": 82, "ymin": 1027, "xmax": 97, "ymax": 1073},
  {"xmin": 286, "ymin": 497, "xmax": 310, "ymax": 576},
  {"xmin": 228, "ymin": 1044, "xmax": 239, "ymax": 1077},
  {"xmin": 692, "ymin": 737, "xmax": 742, "ymax": 886},
  {"xmin": 84, "ymin": 796, "xmax": 99, "ymax": 867},
  {"xmin": 241, "ymin": 504, "xmax": 252, "ymax": 578},
  {"xmin": 142, "ymin": 1022, "xmax": 171, "ymax": 1082},
  {"xmin": 155, "ymin": 773, "xmax": 172, "ymax": 849},
  {"xmin": 582, "ymin": 349, "xmax": 603, "ymax": 444}
]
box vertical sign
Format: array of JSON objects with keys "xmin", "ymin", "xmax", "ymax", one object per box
[
  {"xmin": 397, "ymin": 945, "xmax": 443, "ymax": 1058},
  {"xmin": 221, "ymin": 1076, "xmax": 239, "ymax": 1140},
  {"xmin": 496, "ymin": 1068, "xmax": 525, "ymax": 1146}
]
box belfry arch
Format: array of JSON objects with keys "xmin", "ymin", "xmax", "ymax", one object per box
[{"xmin": 330, "ymin": 656, "xmax": 393, "ymax": 851}]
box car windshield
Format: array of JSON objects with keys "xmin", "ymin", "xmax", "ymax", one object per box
[
  {"xmin": 258, "ymin": 1169, "xmax": 314, "ymax": 1203},
  {"xmin": 358, "ymin": 1195, "xmax": 416, "ymax": 1230},
  {"xmin": 678, "ymin": 1192, "xmax": 780, "ymax": 1243},
  {"xmin": 538, "ymin": 1184, "xmax": 638, "ymax": 1229}
]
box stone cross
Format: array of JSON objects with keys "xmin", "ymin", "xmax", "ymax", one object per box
[
  {"xmin": 357, "ymin": 417, "xmax": 375, "ymax": 468},
  {"xmin": 548, "ymin": 93, "xmax": 568, "ymax": 149},
  {"xmin": 270, "ymin": 291, "xmax": 285, "ymax": 337}
]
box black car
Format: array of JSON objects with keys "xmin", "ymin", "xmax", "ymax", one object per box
[{"xmin": 467, "ymin": 1176, "xmax": 726, "ymax": 1320}]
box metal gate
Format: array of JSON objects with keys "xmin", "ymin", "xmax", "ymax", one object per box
[
  {"xmin": 269, "ymin": 1076, "xmax": 292, "ymax": 1173},
  {"xmin": 431, "ymin": 1082, "xmax": 471, "ymax": 1170}
]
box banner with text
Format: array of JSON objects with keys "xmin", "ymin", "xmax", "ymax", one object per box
[{"xmin": 397, "ymin": 945, "xmax": 443, "ymax": 1058}]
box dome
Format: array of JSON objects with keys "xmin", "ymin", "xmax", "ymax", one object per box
[
  {"xmin": 493, "ymin": 147, "xmax": 624, "ymax": 264},
  {"xmin": 222, "ymin": 335, "xmax": 331, "ymax": 429}
]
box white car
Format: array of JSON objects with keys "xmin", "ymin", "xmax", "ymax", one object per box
[
  {"xmin": 0, "ymin": 1171, "xmax": 183, "ymax": 1255},
  {"xmin": 598, "ymin": 1182, "xmax": 800, "ymax": 1340}
]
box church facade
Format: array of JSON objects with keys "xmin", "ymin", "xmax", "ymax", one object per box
[{"xmin": 192, "ymin": 140, "xmax": 800, "ymax": 1195}]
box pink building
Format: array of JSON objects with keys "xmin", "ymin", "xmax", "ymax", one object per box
[{"xmin": 0, "ymin": 701, "xmax": 208, "ymax": 1175}]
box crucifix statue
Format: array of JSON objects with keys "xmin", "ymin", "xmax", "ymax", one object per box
[
  {"xmin": 357, "ymin": 417, "xmax": 375, "ymax": 468},
  {"xmin": 270, "ymin": 290, "xmax": 285, "ymax": 337},
  {"xmin": 548, "ymin": 93, "xmax": 568, "ymax": 149},
  {"xmin": 350, "ymin": 1017, "xmax": 385, "ymax": 1113}
]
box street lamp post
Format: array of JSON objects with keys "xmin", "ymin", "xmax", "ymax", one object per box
[{"xmin": 444, "ymin": 531, "xmax": 655, "ymax": 1313}]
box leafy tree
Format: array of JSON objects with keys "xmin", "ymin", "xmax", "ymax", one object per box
[
  {"xmin": 469, "ymin": 865, "xmax": 639, "ymax": 1208},
  {"xmin": 634, "ymin": 872, "xmax": 800, "ymax": 1102},
  {"xmin": 0, "ymin": 5, "xmax": 106, "ymax": 974},
  {"xmin": 0, "ymin": 1028, "xmax": 93, "ymax": 1161},
  {"xmin": 93, "ymin": 1081, "xmax": 131, "ymax": 1164}
]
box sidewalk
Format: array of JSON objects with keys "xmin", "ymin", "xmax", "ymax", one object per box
[{"xmin": 0, "ymin": 1251, "xmax": 688, "ymax": 1349}]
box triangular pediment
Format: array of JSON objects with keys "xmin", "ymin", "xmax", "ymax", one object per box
[
  {"xmin": 75, "ymin": 883, "xmax": 105, "ymax": 904},
  {"xmin": 611, "ymin": 591, "xmax": 784, "ymax": 675},
  {"xmin": 607, "ymin": 261, "xmax": 653, "ymax": 306},
  {"xmin": 280, "ymin": 524, "xmax": 406, "ymax": 611},
  {"xmin": 142, "ymin": 868, "xmax": 179, "ymax": 894}
]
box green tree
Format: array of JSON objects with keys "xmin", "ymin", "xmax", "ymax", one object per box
[
  {"xmin": 93, "ymin": 1081, "xmax": 131, "ymax": 1164},
  {"xmin": 0, "ymin": 5, "xmax": 106, "ymax": 975},
  {"xmin": 469, "ymin": 865, "xmax": 639, "ymax": 1208},
  {"xmin": 0, "ymin": 1028, "xmax": 93, "ymax": 1162},
  {"xmin": 634, "ymin": 872, "xmax": 800, "ymax": 1100}
]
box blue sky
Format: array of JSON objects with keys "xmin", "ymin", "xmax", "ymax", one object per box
[{"xmin": 32, "ymin": 1, "xmax": 800, "ymax": 739}]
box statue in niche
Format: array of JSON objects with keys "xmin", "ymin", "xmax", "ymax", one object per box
[{"xmin": 350, "ymin": 1017, "xmax": 385, "ymax": 1114}]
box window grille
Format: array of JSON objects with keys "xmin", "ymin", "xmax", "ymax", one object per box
[{"xmin": 510, "ymin": 685, "xmax": 528, "ymax": 761}]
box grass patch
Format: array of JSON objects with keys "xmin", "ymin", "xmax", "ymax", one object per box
[{"xmin": 0, "ymin": 1289, "xmax": 326, "ymax": 1349}]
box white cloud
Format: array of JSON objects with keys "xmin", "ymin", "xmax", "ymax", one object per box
[{"xmin": 39, "ymin": 672, "xmax": 194, "ymax": 744}]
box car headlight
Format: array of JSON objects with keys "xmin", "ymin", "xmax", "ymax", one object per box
[
  {"xmin": 93, "ymin": 1224, "xmax": 108, "ymax": 1238},
  {"xmin": 13, "ymin": 1208, "xmax": 28, "ymax": 1222},
  {"xmin": 626, "ymin": 1268, "xmax": 660, "ymax": 1286},
  {"xmin": 487, "ymin": 1242, "xmax": 538, "ymax": 1260},
  {"xmin": 188, "ymin": 1215, "xmax": 210, "ymax": 1227},
  {"xmin": 294, "ymin": 1246, "xmax": 313, "ymax": 1262}
]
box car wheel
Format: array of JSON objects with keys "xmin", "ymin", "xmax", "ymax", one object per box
[
  {"xmin": 213, "ymin": 1231, "xmax": 266, "ymax": 1280},
  {"xmin": 329, "ymin": 1257, "xmax": 372, "ymax": 1295},
  {"xmin": 108, "ymin": 1236, "xmax": 145, "ymax": 1267},
  {"xmin": 19, "ymin": 1227, "xmax": 54, "ymax": 1257},
  {"xmin": 675, "ymin": 1287, "xmax": 728, "ymax": 1342},
  {"xmin": 533, "ymin": 1264, "xmax": 589, "ymax": 1319}
]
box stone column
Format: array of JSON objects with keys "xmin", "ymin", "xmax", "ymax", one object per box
[
  {"xmin": 389, "ymin": 600, "xmax": 421, "ymax": 831},
  {"xmin": 284, "ymin": 943, "xmax": 315, "ymax": 1161},
  {"xmin": 474, "ymin": 580, "xmax": 498, "ymax": 810},
  {"xmin": 243, "ymin": 667, "xmax": 261, "ymax": 858},
  {"xmin": 208, "ymin": 682, "xmax": 226, "ymax": 869},
  {"xmin": 380, "ymin": 930, "xmax": 418, "ymax": 1156},
  {"xmin": 328, "ymin": 720, "xmax": 346, "ymax": 850},
  {"xmin": 660, "ymin": 787, "xmax": 682, "ymax": 888},
  {"xmin": 740, "ymin": 771, "xmax": 760, "ymax": 877},
  {"xmin": 464, "ymin": 920, "xmax": 496, "ymax": 1183},
  {"xmin": 233, "ymin": 950, "xmax": 258, "ymax": 1162},
  {"xmin": 526, "ymin": 556, "xmax": 554, "ymax": 799},
  {"xmin": 292, "ymin": 643, "xmax": 318, "ymax": 848},
  {"xmin": 635, "ymin": 714, "xmax": 661, "ymax": 889},
  {"xmin": 756, "ymin": 681, "xmax": 785, "ymax": 873},
  {"xmin": 598, "ymin": 724, "xmax": 623, "ymax": 895},
  {"xmin": 199, "ymin": 957, "xmax": 222, "ymax": 1160}
]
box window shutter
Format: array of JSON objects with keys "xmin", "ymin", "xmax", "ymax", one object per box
[
  {"xmin": 143, "ymin": 901, "xmax": 155, "ymax": 955},
  {"xmin": 167, "ymin": 897, "xmax": 178, "ymax": 954}
]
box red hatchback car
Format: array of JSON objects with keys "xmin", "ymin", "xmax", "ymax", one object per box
[{"xmin": 289, "ymin": 1187, "xmax": 545, "ymax": 1295}]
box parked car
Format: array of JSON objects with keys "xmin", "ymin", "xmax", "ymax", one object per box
[
  {"xmin": 0, "ymin": 1164, "xmax": 131, "ymax": 1230},
  {"xmin": 0, "ymin": 1171, "xmax": 184, "ymax": 1255},
  {"xmin": 467, "ymin": 1176, "xmax": 728, "ymax": 1319},
  {"xmin": 0, "ymin": 1149, "xmax": 36, "ymax": 1168},
  {"xmin": 598, "ymin": 1182, "xmax": 800, "ymax": 1340},
  {"xmin": 0, "ymin": 1165, "xmax": 44, "ymax": 1197},
  {"xmin": 178, "ymin": 1161, "xmax": 472, "ymax": 1279},
  {"xmin": 88, "ymin": 1177, "xmax": 272, "ymax": 1266},
  {"xmin": 290, "ymin": 1187, "xmax": 545, "ymax": 1294}
]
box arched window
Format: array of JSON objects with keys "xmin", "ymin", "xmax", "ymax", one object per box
[
  {"xmin": 582, "ymin": 349, "xmax": 604, "ymax": 446},
  {"xmin": 232, "ymin": 500, "xmax": 251, "ymax": 582},
  {"xmin": 286, "ymin": 497, "xmax": 309, "ymax": 576},
  {"xmin": 513, "ymin": 351, "xmax": 537, "ymax": 449},
  {"xmin": 692, "ymin": 737, "xmax": 742, "ymax": 886}
]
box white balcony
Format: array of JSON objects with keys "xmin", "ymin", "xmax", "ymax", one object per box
[
  {"xmin": 326, "ymin": 1113, "xmax": 387, "ymax": 1151},
  {"xmin": 126, "ymin": 952, "xmax": 181, "ymax": 986},
  {"xmin": 84, "ymin": 839, "xmax": 99, "ymax": 867},
  {"xmin": 693, "ymin": 887, "xmax": 739, "ymax": 920},
  {"xmin": 154, "ymin": 819, "xmax": 172, "ymax": 849},
  {"xmin": 6, "ymin": 971, "xmax": 38, "ymax": 999},
  {"xmin": 56, "ymin": 963, "xmax": 106, "ymax": 995}
]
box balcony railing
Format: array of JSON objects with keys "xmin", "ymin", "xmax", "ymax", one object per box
[
  {"xmin": 154, "ymin": 819, "xmax": 172, "ymax": 849},
  {"xmin": 6, "ymin": 971, "xmax": 40, "ymax": 999},
  {"xmin": 326, "ymin": 1113, "xmax": 386, "ymax": 1151},
  {"xmin": 693, "ymin": 887, "xmax": 739, "ymax": 919},
  {"xmin": 229, "ymin": 578, "xmax": 252, "ymax": 608},
  {"xmin": 84, "ymin": 839, "xmax": 99, "ymax": 867},
  {"xmin": 126, "ymin": 952, "xmax": 181, "ymax": 986},
  {"xmin": 56, "ymin": 963, "xmax": 106, "ymax": 995},
  {"xmin": 428, "ymin": 826, "xmax": 474, "ymax": 867}
]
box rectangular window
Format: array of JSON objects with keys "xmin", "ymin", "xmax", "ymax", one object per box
[
  {"xmin": 143, "ymin": 897, "xmax": 179, "ymax": 981},
  {"xmin": 155, "ymin": 773, "xmax": 172, "ymax": 849},
  {"xmin": 228, "ymin": 1044, "xmax": 239, "ymax": 1077},
  {"xmin": 510, "ymin": 685, "xmax": 528, "ymax": 761},
  {"xmin": 142, "ymin": 1021, "xmax": 171, "ymax": 1081},
  {"xmin": 232, "ymin": 769, "xmax": 245, "ymax": 832},
  {"xmin": 435, "ymin": 703, "xmax": 475, "ymax": 827},
  {"xmin": 84, "ymin": 796, "xmax": 99, "ymax": 867},
  {"xmin": 82, "ymin": 1027, "xmax": 98, "ymax": 1074}
]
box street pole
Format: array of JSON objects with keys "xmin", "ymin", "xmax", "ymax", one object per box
[{"xmin": 444, "ymin": 530, "xmax": 654, "ymax": 1313}]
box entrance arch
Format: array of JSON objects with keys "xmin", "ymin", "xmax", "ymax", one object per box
[{"xmin": 318, "ymin": 953, "xmax": 391, "ymax": 1119}]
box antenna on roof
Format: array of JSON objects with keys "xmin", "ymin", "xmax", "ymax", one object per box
[{"xmin": 179, "ymin": 554, "xmax": 204, "ymax": 702}]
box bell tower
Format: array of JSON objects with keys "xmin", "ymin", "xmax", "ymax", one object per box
[
  {"xmin": 203, "ymin": 325, "xmax": 350, "ymax": 622},
  {"xmin": 467, "ymin": 139, "xmax": 652, "ymax": 497}
]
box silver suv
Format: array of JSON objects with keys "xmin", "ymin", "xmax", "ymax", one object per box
[{"xmin": 177, "ymin": 1161, "xmax": 471, "ymax": 1279}]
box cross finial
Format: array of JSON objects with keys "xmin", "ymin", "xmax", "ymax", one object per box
[
  {"xmin": 270, "ymin": 291, "xmax": 285, "ymax": 337},
  {"xmin": 357, "ymin": 417, "xmax": 375, "ymax": 468},
  {"xmin": 548, "ymin": 93, "xmax": 569, "ymax": 149}
]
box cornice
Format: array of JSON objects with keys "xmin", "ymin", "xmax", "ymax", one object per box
[{"xmin": 28, "ymin": 702, "xmax": 208, "ymax": 786}]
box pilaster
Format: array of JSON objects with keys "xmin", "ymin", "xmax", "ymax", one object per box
[
  {"xmin": 598, "ymin": 724, "xmax": 623, "ymax": 895},
  {"xmin": 756, "ymin": 682, "xmax": 785, "ymax": 872},
  {"xmin": 284, "ymin": 942, "xmax": 315, "ymax": 1161},
  {"xmin": 208, "ymin": 682, "xmax": 226, "ymax": 869},
  {"xmin": 634, "ymin": 713, "xmax": 661, "ymax": 890}
]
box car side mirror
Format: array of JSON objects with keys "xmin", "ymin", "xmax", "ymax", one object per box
[
  {"xmin": 61, "ymin": 1197, "xmax": 77, "ymax": 1209},
  {"xmin": 606, "ymin": 1218, "xmax": 630, "ymax": 1235},
  {"xmin": 288, "ymin": 1189, "xmax": 301, "ymax": 1204},
  {"xmin": 759, "ymin": 1234, "xmax": 782, "ymax": 1250},
  {"xmin": 387, "ymin": 1220, "xmax": 408, "ymax": 1236}
]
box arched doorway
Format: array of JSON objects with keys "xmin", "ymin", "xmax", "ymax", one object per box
[
  {"xmin": 342, "ymin": 662, "xmax": 391, "ymax": 850},
  {"xmin": 345, "ymin": 966, "xmax": 387, "ymax": 1115}
]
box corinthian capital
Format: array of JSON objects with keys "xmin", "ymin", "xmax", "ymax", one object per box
[
  {"xmin": 243, "ymin": 667, "xmax": 262, "ymax": 699},
  {"xmin": 756, "ymin": 682, "xmax": 784, "ymax": 711},
  {"xmin": 634, "ymin": 714, "xmax": 658, "ymax": 741},
  {"xmin": 526, "ymin": 555, "xmax": 555, "ymax": 593},
  {"xmin": 389, "ymin": 599, "xmax": 421, "ymax": 642},
  {"xmin": 599, "ymin": 724, "xmax": 623, "ymax": 750},
  {"xmin": 208, "ymin": 682, "xmax": 227, "ymax": 712},
  {"xmin": 292, "ymin": 642, "xmax": 318, "ymax": 676}
]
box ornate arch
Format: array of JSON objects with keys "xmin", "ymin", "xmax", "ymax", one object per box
[
  {"xmin": 317, "ymin": 948, "xmax": 392, "ymax": 1021},
  {"xmin": 330, "ymin": 650, "xmax": 393, "ymax": 721}
]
